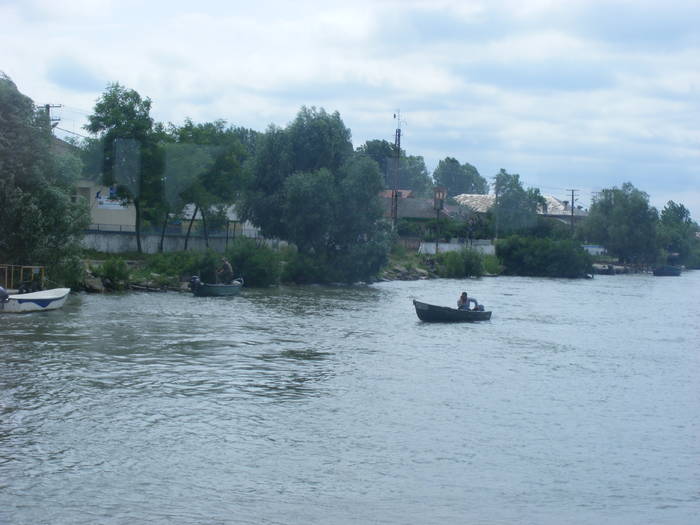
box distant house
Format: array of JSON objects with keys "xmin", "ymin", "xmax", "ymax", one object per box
[
  {"xmin": 380, "ymin": 195, "xmax": 459, "ymax": 220},
  {"xmin": 73, "ymin": 178, "xmax": 137, "ymax": 232},
  {"xmin": 453, "ymin": 193, "xmax": 588, "ymax": 223}
]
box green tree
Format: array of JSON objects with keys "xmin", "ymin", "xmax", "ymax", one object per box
[
  {"xmin": 581, "ymin": 182, "xmax": 659, "ymax": 264},
  {"xmin": 658, "ymin": 201, "xmax": 696, "ymax": 263},
  {"xmin": 433, "ymin": 157, "xmax": 488, "ymax": 197},
  {"xmin": 491, "ymin": 169, "xmax": 545, "ymax": 236},
  {"xmin": 399, "ymin": 155, "xmax": 433, "ymax": 197},
  {"xmin": 496, "ymin": 235, "xmax": 592, "ymax": 278},
  {"xmin": 356, "ymin": 139, "xmax": 433, "ymax": 196},
  {"xmin": 242, "ymin": 108, "xmax": 389, "ymax": 282},
  {"xmin": 0, "ymin": 73, "xmax": 89, "ymax": 282},
  {"xmin": 168, "ymin": 118, "xmax": 249, "ymax": 247},
  {"xmin": 85, "ymin": 83, "xmax": 164, "ymax": 252}
]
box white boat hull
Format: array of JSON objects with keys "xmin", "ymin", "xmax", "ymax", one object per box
[{"xmin": 1, "ymin": 288, "xmax": 71, "ymax": 313}]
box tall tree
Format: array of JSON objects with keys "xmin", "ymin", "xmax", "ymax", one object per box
[
  {"xmin": 0, "ymin": 73, "xmax": 89, "ymax": 281},
  {"xmin": 85, "ymin": 83, "xmax": 163, "ymax": 253},
  {"xmin": 168, "ymin": 118, "xmax": 249, "ymax": 247},
  {"xmin": 490, "ymin": 169, "xmax": 544, "ymax": 237},
  {"xmin": 242, "ymin": 107, "xmax": 388, "ymax": 282},
  {"xmin": 356, "ymin": 139, "xmax": 433, "ymax": 196},
  {"xmin": 581, "ymin": 182, "xmax": 659, "ymax": 264},
  {"xmin": 433, "ymin": 157, "xmax": 488, "ymax": 196},
  {"xmin": 658, "ymin": 201, "xmax": 696, "ymax": 263}
]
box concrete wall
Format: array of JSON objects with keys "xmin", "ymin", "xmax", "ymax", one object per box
[
  {"xmin": 81, "ymin": 229, "xmax": 267, "ymax": 254},
  {"xmin": 419, "ymin": 239, "xmax": 495, "ymax": 256}
]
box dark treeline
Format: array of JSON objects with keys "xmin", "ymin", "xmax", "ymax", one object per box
[{"xmin": 2, "ymin": 75, "xmax": 699, "ymax": 285}]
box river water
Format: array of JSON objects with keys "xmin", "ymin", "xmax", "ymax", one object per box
[{"xmin": 1, "ymin": 273, "xmax": 699, "ymax": 524}]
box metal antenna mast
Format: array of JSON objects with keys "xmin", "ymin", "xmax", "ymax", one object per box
[{"xmin": 391, "ymin": 111, "xmax": 403, "ymax": 229}]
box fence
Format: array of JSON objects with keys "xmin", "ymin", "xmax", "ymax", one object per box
[
  {"xmin": 0, "ymin": 265, "xmax": 45, "ymax": 291},
  {"xmin": 81, "ymin": 227, "xmax": 266, "ymax": 254}
]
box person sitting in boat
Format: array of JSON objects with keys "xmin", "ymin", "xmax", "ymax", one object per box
[
  {"xmin": 217, "ymin": 257, "xmax": 234, "ymax": 284},
  {"xmin": 457, "ymin": 291, "xmax": 469, "ymax": 310}
]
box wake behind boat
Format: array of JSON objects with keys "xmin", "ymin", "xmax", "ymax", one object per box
[
  {"xmin": 0, "ymin": 287, "xmax": 71, "ymax": 313},
  {"xmin": 413, "ymin": 299, "xmax": 492, "ymax": 322}
]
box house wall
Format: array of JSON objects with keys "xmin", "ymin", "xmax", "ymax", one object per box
[{"xmin": 75, "ymin": 179, "xmax": 136, "ymax": 230}]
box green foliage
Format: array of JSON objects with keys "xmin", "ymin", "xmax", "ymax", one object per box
[
  {"xmin": 93, "ymin": 257, "xmax": 130, "ymax": 289},
  {"xmin": 492, "ymin": 169, "xmax": 544, "ymax": 235},
  {"xmin": 482, "ymin": 254, "xmax": 503, "ymax": 275},
  {"xmin": 242, "ymin": 107, "xmax": 390, "ymax": 283},
  {"xmin": 397, "ymin": 219, "xmax": 425, "ymax": 237},
  {"xmin": 433, "ymin": 157, "xmax": 488, "ymax": 197},
  {"xmin": 144, "ymin": 251, "xmax": 201, "ymax": 277},
  {"xmin": 686, "ymin": 246, "xmax": 700, "ymax": 269},
  {"xmin": 657, "ymin": 201, "xmax": 696, "ymax": 264},
  {"xmin": 185, "ymin": 250, "xmax": 220, "ymax": 284},
  {"xmin": 85, "ymin": 82, "xmax": 164, "ymax": 252},
  {"xmin": 0, "ymin": 73, "xmax": 90, "ymax": 266},
  {"xmin": 281, "ymin": 251, "xmax": 329, "ymax": 284},
  {"xmin": 496, "ymin": 235, "xmax": 592, "ymax": 278},
  {"xmin": 47, "ymin": 252, "xmax": 86, "ymax": 289},
  {"xmin": 225, "ymin": 238, "xmax": 281, "ymax": 287},
  {"xmin": 356, "ymin": 140, "xmax": 432, "ymax": 196},
  {"xmin": 580, "ymin": 182, "xmax": 659, "ymax": 264},
  {"xmin": 435, "ymin": 248, "xmax": 484, "ymax": 278}
]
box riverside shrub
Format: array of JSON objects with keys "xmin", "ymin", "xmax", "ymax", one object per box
[
  {"xmin": 225, "ymin": 238, "xmax": 281, "ymax": 287},
  {"xmin": 496, "ymin": 235, "xmax": 592, "ymax": 278},
  {"xmin": 436, "ymin": 248, "xmax": 484, "ymax": 278}
]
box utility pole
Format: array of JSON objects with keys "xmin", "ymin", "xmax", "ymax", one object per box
[
  {"xmin": 43, "ymin": 104, "xmax": 62, "ymax": 129},
  {"xmin": 391, "ymin": 111, "xmax": 402, "ymax": 230},
  {"xmin": 566, "ymin": 188, "xmax": 579, "ymax": 236},
  {"xmin": 492, "ymin": 175, "xmax": 500, "ymax": 241}
]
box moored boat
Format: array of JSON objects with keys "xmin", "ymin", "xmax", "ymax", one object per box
[
  {"xmin": 413, "ymin": 299, "xmax": 492, "ymax": 322},
  {"xmin": 189, "ymin": 276, "xmax": 243, "ymax": 297},
  {"xmin": 653, "ymin": 265, "xmax": 681, "ymax": 276},
  {"xmin": 0, "ymin": 287, "xmax": 71, "ymax": 313}
]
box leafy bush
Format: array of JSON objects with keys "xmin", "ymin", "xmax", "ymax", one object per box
[
  {"xmin": 496, "ymin": 235, "xmax": 592, "ymax": 278},
  {"xmin": 185, "ymin": 250, "xmax": 220, "ymax": 284},
  {"xmin": 93, "ymin": 257, "xmax": 130, "ymax": 289},
  {"xmin": 435, "ymin": 248, "xmax": 484, "ymax": 278},
  {"xmin": 482, "ymin": 254, "xmax": 502, "ymax": 275},
  {"xmin": 144, "ymin": 251, "xmax": 201, "ymax": 280},
  {"xmin": 225, "ymin": 238, "xmax": 281, "ymax": 287},
  {"xmin": 281, "ymin": 251, "xmax": 329, "ymax": 284},
  {"xmin": 47, "ymin": 252, "xmax": 85, "ymax": 289},
  {"xmin": 396, "ymin": 219, "xmax": 424, "ymax": 237}
]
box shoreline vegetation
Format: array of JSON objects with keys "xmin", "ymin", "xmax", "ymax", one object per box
[
  {"xmin": 77, "ymin": 240, "xmax": 682, "ymax": 295},
  {"xmin": 3, "ymin": 74, "xmax": 700, "ymax": 290}
]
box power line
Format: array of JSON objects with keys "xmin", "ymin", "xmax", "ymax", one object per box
[{"xmin": 55, "ymin": 127, "xmax": 89, "ymax": 138}]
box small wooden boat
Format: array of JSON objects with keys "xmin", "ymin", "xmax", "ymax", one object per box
[
  {"xmin": 0, "ymin": 287, "xmax": 71, "ymax": 313},
  {"xmin": 413, "ymin": 299, "xmax": 492, "ymax": 323},
  {"xmin": 653, "ymin": 265, "xmax": 681, "ymax": 276},
  {"xmin": 189, "ymin": 276, "xmax": 243, "ymax": 297}
]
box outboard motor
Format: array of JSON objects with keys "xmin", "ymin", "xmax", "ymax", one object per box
[
  {"xmin": 188, "ymin": 276, "xmax": 201, "ymax": 292},
  {"xmin": 0, "ymin": 286, "xmax": 9, "ymax": 303}
]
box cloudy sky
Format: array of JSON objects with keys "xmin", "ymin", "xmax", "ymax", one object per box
[{"xmin": 3, "ymin": 0, "xmax": 699, "ymax": 217}]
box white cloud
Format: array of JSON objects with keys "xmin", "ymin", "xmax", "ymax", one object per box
[{"xmin": 3, "ymin": 0, "xmax": 699, "ymax": 218}]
